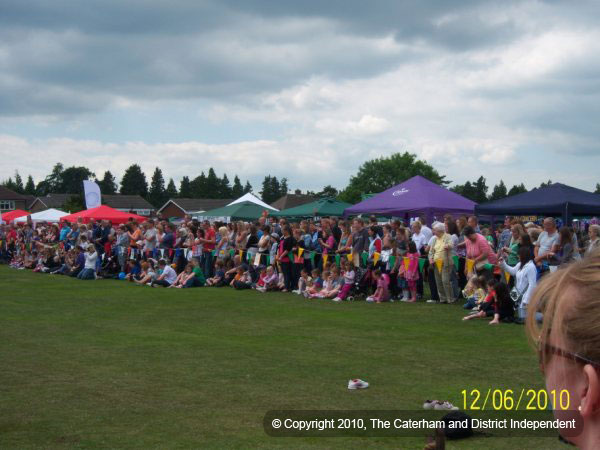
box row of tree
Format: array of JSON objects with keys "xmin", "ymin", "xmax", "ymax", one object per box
[
  {"xmin": 3, "ymin": 154, "xmax": 600, "ymax": 209},
  {"xmin": 1, "ymin": 164, "xmax": 289, "ymax": 208}
]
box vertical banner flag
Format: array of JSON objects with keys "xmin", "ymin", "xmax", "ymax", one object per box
[
  {"xmin": 83, "ymin": 180, "xmax": 102, "ymax": 209},
  {"xmin": 388, "ymin": 255, "xmax": 396, "ymax": 269},
  {"xmin": 346, "ymin": 253, "xmax": 353, "ymax": 262},
  {"xmin": 298, "ymin": 248, "xmax": 304, "ymax": 258},
  {"xmin": 322, "ymin": 254, "xmax": 328, "ymax": 266},
  {"xmin": 373, "ymin": 252, "xmax": 380, "ymax": 265},
  {"xmin": 335, "ymin": 254, "xmax": 340, "ymax": 267},
  {"xmin": 403, "ymin": 257, "xmax": 410, "ymax": 271},
  {"xmin": 504, "ymin": 271, "xmax": 511, "ymax": 283},
  {"xmin": 453, "ymin": 255, "xmax": 459, "ymax": 271},
  {"xmin": 254, "ymin": 253, "xmax": 261, "ymax": 266},
  {"xmin": 418, "ymin": 258, "xmax": 426, "ymax": 273}
]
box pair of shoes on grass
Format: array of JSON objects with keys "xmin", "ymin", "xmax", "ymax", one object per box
[{"xmin": 423, "ymin": 400, "xmax": 459, "ymax": 410}]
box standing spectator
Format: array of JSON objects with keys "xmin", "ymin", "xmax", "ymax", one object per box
[
  {"xmin": 200, "ymin": 221, "xmax": 216, "ymax": 278},
  {"xmin": 584, "ymin": 224, "xmax": 600, "ymax": 256},
  {"xmin": 463, "ymin": 225, "xmax": 497, "ymax": 280},
  {"xmin": 351, "ymin": 218, "xmax": 369, "ymax": 268},
  {"xmin": 428, "ymin": 223, "xmax": 455, "ymax": 303},
  {"xmin": 143, "ymin": 221, "xmax": 157, "ymax": 259},
  {"xmin": 277, "ymin": 225, "xmax": 296, "ymax": 292},
  {"xmin": 534, "ymin": 217, "xmax": 559, "ymax": 269},
  {"xmin": 496, "ymin": 217, "xmax": 513, "ymax": 258}
]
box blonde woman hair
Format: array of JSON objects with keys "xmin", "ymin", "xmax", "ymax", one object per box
[
  {"xmin": 527, "ymin": 249, "xmax": 600, "ymax": 369},
  {"xmin": 218, "ymin": 226, "xmax": 228, "ymax": 238}
]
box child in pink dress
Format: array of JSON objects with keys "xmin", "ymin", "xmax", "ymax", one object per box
[
  {"xmin": 366, "ymin": 269, "xmax": 390, "ymax": 303},
  {"xmin": 333, "ymin": 260, "xmax": 355, "ymax": 302},
  {"xmin": 398, "ymin": 241, "xmax": 420, "ymax": 302}
]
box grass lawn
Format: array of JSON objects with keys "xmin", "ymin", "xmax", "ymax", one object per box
[{"xmin": 0, "ymin": 265, "xmax": 564, "ymax": 449}]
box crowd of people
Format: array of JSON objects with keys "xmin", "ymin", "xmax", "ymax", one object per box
[{"xmin": 1, "ymin": 212, "xmax": 599, "ymax": 324}]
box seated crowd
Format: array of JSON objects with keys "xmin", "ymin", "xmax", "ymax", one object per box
[{"xmin": 1, "ymin": 213, "xmax": 598, "ymax": 324}]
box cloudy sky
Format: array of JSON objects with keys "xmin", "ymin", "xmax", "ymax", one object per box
[{"xmin": 1, "ymin": 0, "xmax": 599, "ymax": 193}]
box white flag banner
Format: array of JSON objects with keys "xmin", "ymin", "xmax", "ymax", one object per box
[{"xmin": 83, "ymin": 180, "xmax": 102, "ymax": 209}]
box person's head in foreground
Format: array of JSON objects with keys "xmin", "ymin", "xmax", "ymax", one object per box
[{"xmin": 527, "ymin": 250, "xmax": 600, "ymax": 449}]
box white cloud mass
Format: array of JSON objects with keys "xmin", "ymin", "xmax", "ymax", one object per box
[{"xmin": 1, "ymin": 0, "xmax": 599, "ymax": 192}]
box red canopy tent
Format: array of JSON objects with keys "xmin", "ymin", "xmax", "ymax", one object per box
[
  {"xmin": 1, "ymin": 209, "xmax": 30, "ymax": 223},
  {"xmin": 60, "ymin": 205, "xmax": 147, "ymax": 225}
]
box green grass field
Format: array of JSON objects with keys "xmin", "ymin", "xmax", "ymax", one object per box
[{"xmin": 0, "ymin": 266, "xmax": 564, "ymax": 449}]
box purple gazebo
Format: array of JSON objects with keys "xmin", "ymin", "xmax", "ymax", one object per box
[{"xmin": 343, "ymin": 175, "xmax": 476, "ymax": 225}]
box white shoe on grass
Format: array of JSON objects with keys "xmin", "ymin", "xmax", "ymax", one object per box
[
  {"xmin": 434, "ymin": 401, "xmax": 459, "ymax": 411},
  {"xmin": 423, "ymin": 400, "xmax": 441, "ymax": 410},
  {"xmin": 348, "ymin": 379, "xmax": 369, "ymax": 390}
]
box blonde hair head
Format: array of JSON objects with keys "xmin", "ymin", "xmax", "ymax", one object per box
[{"xmin": 527, "ymin": 249, "xmax": 600, "ymax": 368}]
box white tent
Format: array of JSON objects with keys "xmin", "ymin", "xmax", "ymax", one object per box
[
  {"xmin": 227, "ymin": 193, "xmax": 278, "ymax": 211},
  {"xmin": 14, "ymin": 208, "xmax": 69, "ymax": 224}
]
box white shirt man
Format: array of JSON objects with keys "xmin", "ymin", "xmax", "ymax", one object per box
[
  {"xmin": 411, "ymin": 222, "xmax": 428, "ymax": 253},
  {"xmin": 143, "ymin": 223, "xmax": 157, "ymax": 253}
]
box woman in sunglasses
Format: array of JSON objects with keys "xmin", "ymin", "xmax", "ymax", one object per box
[{"xmin": 527, "ymin": 250, "xmax": 600, "ymax": 449}]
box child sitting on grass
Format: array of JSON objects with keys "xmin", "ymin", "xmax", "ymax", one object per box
[
  {"xmin": 292, "ymin": 268, "xmax": 312, "ymax": 295},
  {"xmin": 366, "ymin": 269, "xmax": 390, "ymax": 303},
  {"xmin": 256, "ymin": 265, "xmax": 279, "ymax": 292},
  {"xmin": 307, "ymin": 269, "xmax": 329, "ymax": 298},
  {"xmin": 463, "ymin": 281, "xmax": 513, "ymax": 324},
  {"xmin": 255, "ymin": 267, "xmax": 268, "ymax": 291},
  {"xmin": 463, "ymin": 280, "xmax": 496, "ymax": 321},
  {"xmin": 462, "ymin": 275, "xmax": 486, "ymax": 309},
  {"xmin": 206, "ymin": 259, "xmax": 226, "ymax": 286},
  {"xmin": 170, "ymin": 263, "xmax": 195, "ymax": 288},
  {"xmin": 333, "ymin": 260, "xmax": 355, "ymax": 302},
  {"xmin": 314, "ymin": 266, "xmax": 342, "ymax": 299},
  {"xmin": 303, "ymin": 268, "xmax": 323, "ymax": 297}
]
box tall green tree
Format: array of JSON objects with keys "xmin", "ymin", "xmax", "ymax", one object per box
[
  {"xmin": 120, "ymin": 164, "xmax": 148, "ymax": 197},
  {"xmin": 97, "ymin": 170, "xmax": 117, "ymax": 195},
  {"xmin": 165, "ymin": 178, "xmax": 178, "ymax": 199},
  {"xmin": 261, "ymin": 176, "xmax": 278, "ymax": 203},
  {"xmin": 489, "ymin": 180, "xmax": 507, "ymax": 201},
  {"xmin": 14, "ymin": 171, "xmax": 24, "ymax": 194},
  {"xmin": 452, "ymin": 176, "xmax": 488, "ymax": 203},
  {"xmin": 24, "ymin": 175, "xmax": 36, "ymax": 195},
  {"xmin": 539, "ymin": 179, "xmax": 553, "ymax": 188},
  {"xmin": 219, "ymin": 174, "xmax": 232, "ymax": 198},
  {"xmin": 203, "ymin": 168, "xmax": 220, "ymax": 198},
  {"xmin": 148, "ymin": 167, "xmax": 166, "ymax": 207},
  {"xmin": 2, "ymin": 177, "xmax": 16, "ymax": 192},
  {"xmin": 243, "ymin": 180, "xmax": 253, "ymax": 194},
  {"xmin": 179, "ymin": 176, "xmax": 192, "ymax": 198},
  {"xmin": 280, "ymin": 178, "xmax": 288, "ymax": 196},
  {"xmin": 59, "ymin": 166, "xmax": 95, "ymax": 194},
  {"xmin": 316, "ymin": 185, "xmax": 339, "ymax": 198},
  {"xmin": 595, "ymin": 183, "xmax": 600, "ymax": 194},
  {"xmin": 190, "ymin": 172, "xmax": 207, "ymax": 198},
  {"xmin": 231, "ymin": 176, "xmax": 244, "ymax": 198},
  {"xmin": 36, "ymin": 163, "xmax": 64, "ymax": 195},
  {"xmin": 338, "ymin": 152, "xmax": 448, "ymax": 203},
  {"xmin": 508, "ymin": 183, "xmax": 527, "ymax": 196}
]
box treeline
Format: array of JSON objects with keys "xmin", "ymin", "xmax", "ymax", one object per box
[
  {"xmin": 3, "ymin": 153, "xmax": 599, "ymax": 209},
  {"xmin": 0, "ymin": 163, "xmax": 290, "ymax": 208}
]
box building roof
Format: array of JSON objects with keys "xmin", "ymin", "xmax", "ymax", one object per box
[
  {"xmin": 271, "ymin": 194, "xmax": 316, "ymax": 211},
  {"xmin": 24, "ymin": 195, "xmax": 36, "ymax": 209},
  {"xmin": 102, "ymin": 194, "xmax": 154, "ymax": 210},
  {"xmin": 31, "ymin": 193, "xmax": 73, "ymax": 209},
  {"xmin": 158, "ymin": 198, "xmax": 233, "ymax": 214},
  {"xmin": 0, "ymin": 186, "xmax": 28, "ymax": 201}
]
